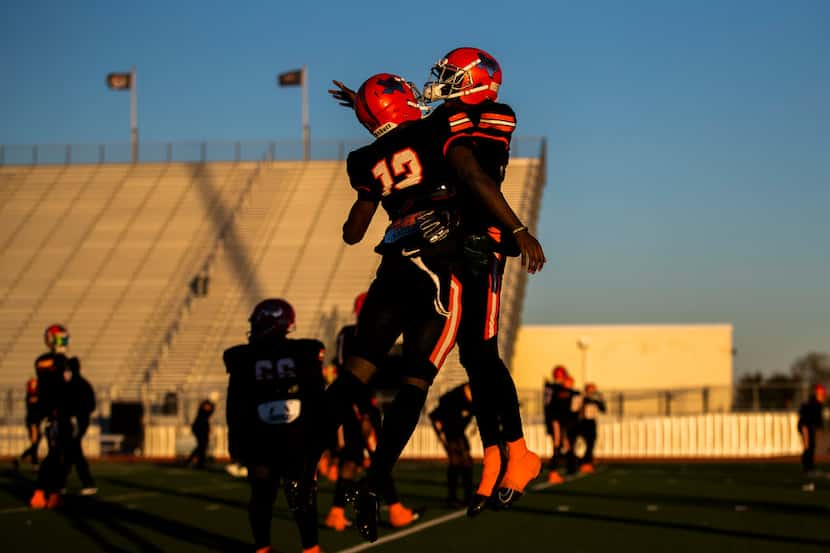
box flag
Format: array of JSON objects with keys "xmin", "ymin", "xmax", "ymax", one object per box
[
  {"xmin": 278, "ymin": 69, "xmax": 303, "ymax": 87},
  {"xmin": 106, "ymin": 72, "xmax": 132, "ymax": 90}
]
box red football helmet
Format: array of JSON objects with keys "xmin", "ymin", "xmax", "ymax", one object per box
[
  {"xmin": 815, "ymin": 383, "xmax": 827, "ymax": 402},
  {"xmin": 423, "ymin": 47, "xmax": 502, "ymax": 105},
  {"xmin": 248, "ymin": 299, "xmax": 295, "ymax": 340},
  {"xmin": 355, "ymin": 73, "xmax": 423, "ymax": 138},
  {"xmin": 585, "ymin": 382, "xmax": 598, "ymax": 395},
  {"xmin": 552, "ymin": 365, "xmax": 568, "ymax": 383},
  {"xmin": 353, "ymin": 291, "xmax": 368, "ymax": 318},
  {"xmin": 44, "ymin": 323, "xmax": 69, "ymax": 352}
]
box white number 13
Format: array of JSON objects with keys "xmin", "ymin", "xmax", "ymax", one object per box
[{"xmin": 371, "ymin": 148, "xmax": 423, "ymax": 196}]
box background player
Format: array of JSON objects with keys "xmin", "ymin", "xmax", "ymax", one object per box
[
  {"xmin": 185, "ymin": 397, "xmax": 215, "ymax": 469},
  {"xmin": 29, "ymin": 324, "xmax": 75, "ymax": 509},
  {"xmin": 429, "ymin": 382, "xmax": 475, "ymax": 507},
  {"xmin": 225, "ymin": 298, "xmax": 325, "ymax": 553},
  {"xmin": 543, "ymin": 365, "xmax": 572, "ymax": 484},
  {"xmin": 576, "ymin": 382, "xmax": 606, "ymax": 473},
  {"xmin": 14, "ymin": 377, "xmax": 43, "ymax": 470},
  {"xmin": 797, "ymin": 383, "xmax": 826, "ymax": 479},
  {"xmin": 62, "ymin": 358, "xmax": 97, "ymax": 494}
]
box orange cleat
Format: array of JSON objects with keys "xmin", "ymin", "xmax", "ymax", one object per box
[
  {"xmin": 302, "ymin": 546, "xmax": 324, "ymax": 553},
  {"xmin": 579, "ymin": 463, "xmax": 595, "ymax": 474},
  {"xmin": 30, "ymin": 489, "xmax": 47, "ymax": 509},
  {"xmin": 324, "ymin": 506, "xmax": 351, "ymax": 531},
  {"xmin": 548, "ymin": 470, "xmax": 564, "ymax": 484},
  {"xmin": 494, "ymin": 439, "xmax": 541, "ymax": 508},
  {"xmin": 388, "ymin": 502, "xmax": 420, "ymax": 528},
  {"xmin": 255, "ymin": 547, "xmax": 272, "ymax": 553},
  {"xmin": 46, "ymin": 493, "xmax": 62, "ymax": 509},
  {"xmin": 468, "ymin": 444, "xmax": 504, "ymax": 517}
]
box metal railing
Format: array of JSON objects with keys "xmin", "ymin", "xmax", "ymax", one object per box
[{"xmin": 0, "ymin": 137, "xmax": 546, "ymax": 165}]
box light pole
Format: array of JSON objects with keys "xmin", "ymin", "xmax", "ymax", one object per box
[
  {"xmin": 130, "ymin": 66, "xmax": 138, "ymax": 163},
  {"xmin": 577, "ymin": 335, "xmax": 591, "ymax": 387}
]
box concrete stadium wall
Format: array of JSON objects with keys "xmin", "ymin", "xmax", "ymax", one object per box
[{"xmin": 511, "ymin": 324, "xmax": 734, "ymax": 414}]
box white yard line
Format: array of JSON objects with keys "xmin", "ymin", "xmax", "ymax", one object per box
[
  {"xmin": 336, "ymin": 468, "xmax": 605, "ymax": 553},
  {"xmin": 335, "ymin": 509, "xmax": 468, "ymax": 553}
]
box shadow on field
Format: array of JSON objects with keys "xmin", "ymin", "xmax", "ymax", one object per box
[
  {"xmin": 508, "ymin": 502, "xmax": 830, "ymax": 548},
  {"xmin": 58, "ymin": 495, "xmax": 252, "ymax": 552}
]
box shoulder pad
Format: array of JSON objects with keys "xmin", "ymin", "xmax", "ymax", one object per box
[{"xmin": 223, "ymin": 344, "xmax": 248, "ymax": 373}]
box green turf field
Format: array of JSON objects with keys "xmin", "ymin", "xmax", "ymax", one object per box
[{"xmin": 1, "ymin": 459, "xmax": 828, "ymax": 553}]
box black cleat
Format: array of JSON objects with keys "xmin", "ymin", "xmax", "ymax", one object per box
[
  {"xmin": 467, "ymin": 493, "xmax": 491, "ymax": 517},
  {"xmin": 354, "ymin": 485, "xmax": 380, "ymax": 542},
  {"xmin": 493, "ymin": 486, "xmax": 524, "ymax": 510}
]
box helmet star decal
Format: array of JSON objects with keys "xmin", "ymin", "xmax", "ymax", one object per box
[
  {"xmin": 478, "ymin": 53, "xmax": 499, "ymax": 78},
  {"xmin": 376, "ymin": 76, "xmax": 406, "ymax": 95}
]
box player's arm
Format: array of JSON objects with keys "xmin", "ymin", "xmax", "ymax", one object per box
[
  {"xmin": 343, "ymin": 198, "xmax": 378, "ymax": 244},
  {"xmin": 447, "ymin": 143, "xmax": 546, "ymax": 273}
]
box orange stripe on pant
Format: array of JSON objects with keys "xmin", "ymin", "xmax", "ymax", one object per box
[
  {"xmin": 484, "ymin": 255, "xmax": 503, "ymax": 340},
  {"xmin": 430, "ymin": 276, "xmax": 462, "ymax": 368}
]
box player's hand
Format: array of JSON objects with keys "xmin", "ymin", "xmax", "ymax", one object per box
[
  {"xmin": 514, "ymin": 230, "xmax": 546, "ymax": 274},
  {"xmin": 328, "ymin": 80, "xmax": 356, "ymax": 109}
]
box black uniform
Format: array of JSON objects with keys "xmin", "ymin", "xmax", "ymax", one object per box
[
  {"xmin": 544, "ymin": 382, "xmax": 580, "ymax": 469},
  {"xmin": 577, "ymin": 392, "xmax": 606, "ymax": 466},
  {"xmin": 63, "ymin": 359, "xmax": 96, "ymax": 489},
  {"xmin": 428, "ymin": 100, "xmax": 525, "ymax": 449},
  {"xmin": 346, "ymin": 116, "xmax": 463, "ymax": 382},
  {"xmin": 429, "ymin": 384, "xmax": 475, "ymax": 504},
  {"xmin": 797, "ymin": 397, "xmax": 824, "ymax": 473},
  {"xmin": 186, "ymin": 399, "xmax": 215, "ymax": 469},
  {"xmin": 33, "ymin": 352, "xmax": 74, "ymax": 495},
  {"xmin": 19, "ymin": 377, "xmax": 42, "ymax": 465},
  {"xmin": 225, "ymin": 337, "xmax": 325, "ymax": 551}
]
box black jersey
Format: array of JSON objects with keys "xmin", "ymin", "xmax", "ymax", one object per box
[
  {"xmin": 224, "ymin": 338, "xmax": 325, "ymax": 461},
  {"xmin": 798, "ymin": 398, "xmax": 824, "ymax": 430},
  {"xmin": 34, "ymin": 352, "xmax": 72, "ymax": 418},
  {"xmin": 347, "ymin": 117, "xmax": 459, "ymax": 256},
  {"xmin": 430, "ymin": 384, "xmax": 474, "ymax": 438},
  {"xmin": 429, "ymin": 100, "xmax": 519, "ymax": 252},
  {"xmin": 545, "ymin": 382, "xmax": 579, "ymax": 423}
]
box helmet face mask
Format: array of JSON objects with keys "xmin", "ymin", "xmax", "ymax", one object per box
[
  {"xmin": 44, "ymin": 324, "xmax": 69, "ymax": 353},
  {"xmin": 423, "ymin": 47, "xmax": 502, "ymax": 104}
]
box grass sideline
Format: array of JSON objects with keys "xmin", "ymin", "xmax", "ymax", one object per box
[{"xmin": 1, "ymin": 459, "xmax": 828, "ymax": 553}]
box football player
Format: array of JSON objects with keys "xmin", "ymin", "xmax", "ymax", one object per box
[
  {"xmin": 429, "ymin": 383, "xmax": 475, "ymax": 507},
  {"xmin": 185, "ymin": 397, "xmax": 215, "ymax": 469},
  {"xmin": 61, "ymin": 358, "xmax": 97, "ymax": 494},
  {"xmin": 15, "ymin": 377, "xmax": 42, "ymax": 469},
  {"xmin": 543, "ymin": 365, "xmax": 571, "ymax": 484},
  {"xmin": 324, "ymin": 292, "xmax": 419, "ymax": 532},
  {"xmin": 29, "ymin": 324, "xmax": 75, "ymax": 509},
  {"xmin": 328, "ymin": 47, "xmax": 546, "ymax": 516},
  {"xmin": 798, "ymin": 383, "xmax": 827, "ymax": 478},
  {"xmin": 576, "ymin": 382, "xmax": 606, "ymax": 473},
  {"xmin": 225, "ymin": 299, "xmax": 326, "ymax": 553},
  {"xmin": 316, "ymin": 73, "xmax": 467, "ymax": 542},
  {"xmin": 421, "ymin": 47, "xmax": 545, "ymax": 513}
]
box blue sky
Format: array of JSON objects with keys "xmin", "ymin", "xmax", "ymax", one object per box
[{"xmin": 2, "ymin": 0, "xmax": 828, "ymax": 377}]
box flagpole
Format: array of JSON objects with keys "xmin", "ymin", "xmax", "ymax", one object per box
[
  {"xmin": 130, "ymin": 65, "xmax": 138, "ymax": 163},
  {"xmin": 302, "ymin": 65, "xmax": 309, "ymax": 161}
]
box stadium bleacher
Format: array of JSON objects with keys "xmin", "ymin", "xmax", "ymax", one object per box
[{"xmin": 0, "ymin": 151, "xmax": 547, "ymax": 412}]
